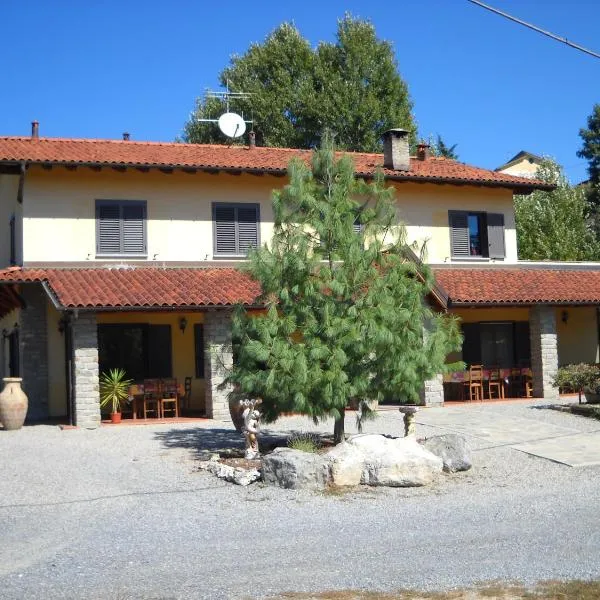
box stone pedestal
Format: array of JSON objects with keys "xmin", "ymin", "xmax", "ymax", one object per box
[
  {"xmin": 419, "ymin": 373, "xmax": 444, "ymax": 407},
  {"xmin": 204, "ymin": 311, "xmax": 234, "ymax": 421},
  {"xmin": 529, "ymin": 305, "xmax": 559, "ymax": 401}
]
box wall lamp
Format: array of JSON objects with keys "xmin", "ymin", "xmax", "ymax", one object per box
[
  {"xmin": 561, "ymin": 310, "xmax": 569, "ymax": 325},
  {"xmin": 179, "ymin": 316, "xmax": 188, "ymax": 334}
]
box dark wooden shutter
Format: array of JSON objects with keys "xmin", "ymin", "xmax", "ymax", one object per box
[
  {"xmin": 214, "ymin": 205, "xmax": 237, "ymax": 255},
  {"xmin": 487, "ymin": 213, "xmax": 505, "ymax": 259},
  {"xmin": 514, "ymin": 321, "xmax": 531, "ymax": 367},
  {"xmin": 122, "ymin": 204, "xmax": 146, "ymax": 254},
  {"xmin": 461, "ymin": 323, "xmax": 481, "ymax": 366},
  {"xmin": 449, "ymin": 211, "xmax": 469, "ymax": 256},
  {"xmin": 9, "ymin": 214, "xmax": 16, "ymax": 266},
  {"xmin": 97, "ymin": 204, "xmax": 121, "ymax": 254},
  {"xmin": 146, "ymin": 325, "xmax": 172, "ymax": 378},
  {"xmin": 237, "ymin": 205, "xmax": 259, "ymax": 253},
  {"xmin": 194, "ymin": 324, "xmax": 204, "ymax": 378}
]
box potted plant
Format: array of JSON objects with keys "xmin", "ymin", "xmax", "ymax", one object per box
[
  {"xmin": 99, "ymin": 368, "xmax": 133, "ymax": 423},
  {"xmin": 552, "ymin": 363, "xmax": 600, "ymax": 404}
]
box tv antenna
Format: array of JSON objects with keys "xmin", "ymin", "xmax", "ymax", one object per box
[{"xmin": 197, "ymin": 79, "xmax": 253, "ymax": 140}]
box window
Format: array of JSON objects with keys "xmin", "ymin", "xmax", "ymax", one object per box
[
  {"xmin": 96, "ymin": 200, "xmax": 147, "ymax": 256},
  {"xmin": 213, "ymin": 203, "xmax": 260, "ymax": 256},
  {"xmin": 194, "ymin": 324, "xmax": 204, "ymax": 378},
  {"xmin": 461, "ymin": 321, "xmax": 530, "ymax": 368},
  {"xmin": 448, "ymin": 211, "xmax": 505, "ymax": 259},
  {"xmin": 9, "ymin": 214, "xmax": 16, "ymax": 266},
  {"xmin": 97, "ymin": 324, "xmax": 171, "ymax": 381}
]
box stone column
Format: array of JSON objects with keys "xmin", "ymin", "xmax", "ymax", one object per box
[
  {"xmin": 20, "ymin": 284, "xmax": 49, "ymax": 421},
  {"xmin": 419, "ymin": 373, "xmax": 444, "ymax": 407},
  {"xmin": 204, "ymin": 310, "xmax": 233, "ymax": 421},
  {"xmin": 71, "ymin": 312, "xmax": 101, "ymax": 429},
  {"xmin": 529, "ymin": 305, "xmax": 559, "ymax": 401}
]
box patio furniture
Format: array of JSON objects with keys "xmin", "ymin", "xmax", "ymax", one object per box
[
  {"xmin": 508, "ymin": 368, "xmax": 524, "ymax": 398},
  {"xmin": 463, "ymin": 365, "xmax": 483, "ymax": 401},
  {"xmin": 182, "ymin": 376, "xmax": 192, "ymax": 411},
  {"xmin": 486, "ymin": 367, "xmax": 504, "ymax": 400},
  {"xmin": 141, "ymin": 379, "xmax": 161, "ymax": 419},
  {"xmin": 158, "ymin": 378, "xmax": 179, "ymax": 418}
]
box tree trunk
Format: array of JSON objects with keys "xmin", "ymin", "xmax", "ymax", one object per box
[{"xmin": 334, "ymin": 413, "xmax": 345, "ymax": 444}]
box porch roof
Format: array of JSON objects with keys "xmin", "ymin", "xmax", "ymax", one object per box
[
  {"xmin": 0, "ymin": 266, "xmax": 261, "ymax": 310},
  {"xmin": 434, "ymin": 267, "xmax": 600, "ymax": 306}
]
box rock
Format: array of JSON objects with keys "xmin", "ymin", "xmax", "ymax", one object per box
[
  {"xmin": 348, "ymin": 434, "xmax": 443, "ymax": 487},
  {"xmin": 200, "ymin": 459, "xmax": 261, "ymax": 486},
  {"xmin": 261, "ymin": 448, "xmax": 327, "ymax": 490},
  {"xmin": 421, "ymin": 434, "xmax": 472, "ymax": 473},
  {"xmin": 324, "ymin": 442, "xmax": 364, "ymax": 487}
]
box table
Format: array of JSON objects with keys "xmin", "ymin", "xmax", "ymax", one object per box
[{"xmin": 128, "ymin": 382, "xmax": 184, "ymax": 420}]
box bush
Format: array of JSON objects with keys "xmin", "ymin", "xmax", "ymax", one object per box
[
  {"xmin": 553, "ymin": 363, "xmax": 600, "ymax": 404},
  {"xmin": 287, "ymin": 432, "xmax": 322, "ymax": 453}
]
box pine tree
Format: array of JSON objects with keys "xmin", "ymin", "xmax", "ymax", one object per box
[
  {"xmin": 578, "ymin": 103, "xmax": 600, "ymax": 219},
  {"xmin": 227, "ymin": 139, "xmax": 461, "ymax": 443}
]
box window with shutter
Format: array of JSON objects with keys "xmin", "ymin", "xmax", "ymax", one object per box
[
  {"xmin": 96, "ymin": 200, "xmax": 147, "ymax": 256},
  {"xmin": 449, "ymin": 211, "xmax": 470, "ymax": 257},
  {"xmin": 449, "ymin": 210, "xmax": 501, "ymax": 258},
  {"xmin": 486, "ymin": 213, "xmax": 506, "ymax": 259},
  {"xmin": 213, "ymin": 203, "xmax": 260, "ymax": 256}
]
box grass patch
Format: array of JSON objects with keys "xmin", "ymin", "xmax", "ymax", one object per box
[{"xmin": 287, "ymin": 432, "xmax": 323, "ymax": 453}]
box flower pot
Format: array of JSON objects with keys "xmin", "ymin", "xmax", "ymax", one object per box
[
  {"xmin": 110, "ymin": 412, "xmax": 122, "ymax": 424},
  {"xmin": 0, "ymin": 377, "xmax": 28, "ymax": 431}
]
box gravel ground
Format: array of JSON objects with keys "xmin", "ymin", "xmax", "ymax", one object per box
[{"xmin": 1, "ymin": 401, "xmax": 600, "ymax": 599}]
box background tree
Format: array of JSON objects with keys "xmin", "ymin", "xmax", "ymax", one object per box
[
  {"xmin": 514, "ymin": 158, "xmax": 600, "ymax": 261},
  {"xmin": 578, "ymin": 103, "xmax": 600, "ymax": 219},
  {"xmin": 182, "ymin": 16, "xmax": 416, "ymax": 151},
  {"xmin": 429, "ymin": 134, "xmax": 459, "ymax": 159},
  {"xmin": 227, "ymin": 140, "xmax": 461, "ymax": 444}
]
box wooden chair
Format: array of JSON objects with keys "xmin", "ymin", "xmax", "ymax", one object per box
[
  {"xmin": 463, "ymin": 365, "xmax": 483, "ymax": 401},
  {"xmin": 182, "ymin": 377, "xmax": 192, "ymax": 412},
  {"xmin": 524, "ymin": 372, "xmax": 533, "ymax": 398},
  {"xmin": 158, "ymin": 378, "xmax": 179, "ymax": 419},
  {"xmin": 142, "ymin": 379, "xmax": 161, "ymax": 419},
  {"xmin": 487, "ymin": 367, "xmax": 504, "ymax": 400},
  {"xmin": 508, "ymin": 368, "xmax": 524, "ymax": 398}
]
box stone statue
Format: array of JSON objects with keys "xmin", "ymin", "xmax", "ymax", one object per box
[{"xmin": 241, "ymin": 398, "xmax": 262, "ymax": 459}]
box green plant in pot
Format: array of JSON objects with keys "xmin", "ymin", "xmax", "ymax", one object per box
[
  {"xmin": 99, "ymin": 368, "xmax": 133, "ymax": 423},
  {"xmin": 552, "ymin": 363, "xmax": 600, "ymax": 404}
]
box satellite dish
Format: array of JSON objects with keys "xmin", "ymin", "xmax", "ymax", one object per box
[{"xmin": 218, "ymin": 112, "xmax": 246, "ymax": 138}]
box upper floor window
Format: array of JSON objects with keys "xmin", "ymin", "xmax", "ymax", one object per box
[
  {"xmin": 96, "ymin": 200, "xmax": 147, "ymax": 256},
  {"xmin": 213, "ymin": 203, "xmax": 260, "ymax": 257},
  {"xmin": 448, "ymin": 210, "xmax": 505, "ymax": 259}
]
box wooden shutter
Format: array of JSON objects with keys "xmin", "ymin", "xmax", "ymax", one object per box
[
  {"xmin": 194, "ymin": 324, "xmax": 204, "ymax": 378},
  {"xmin": 449, "ymin": 211, "xmax": 469, "ymax": 256},
  {"xmin": 514, "ymin": 321, "xmax": 531, "ymax": 367},
  {"xmin": 461, "ymin": 323, "xmax": 481, "ymax": 366},
  {"xmin": 147, "ymin": 325, "xmax": 172, "ymax": 378},
  {"xmin": 122, "ymin": 204, "xmax": 146, "ymax": 254},
  {"xmin": 214, "ymin": 205, "xmax": 237, "ymax": 255},
  {"xmin": 237, "ymin": 205, "xmax": 259, "ymax": 254},
  {"xmin": 97, "ymin": 204, "xmax": 121, "ymax": 254},
  {"xmin": 9, "ymin": 214, "xmax": 16, "ymax": 266},
  {"xmin": 487, "ymin": 213, "xmax": 505, "ymax": 259}
]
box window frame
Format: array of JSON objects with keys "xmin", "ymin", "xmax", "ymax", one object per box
[
  {"xmin": 95, "ymin": 199, "xmax": 147, "ymax": 258},
  {"xmin": 449, "ymin": 210, "xmax": 505, "ymax": 260},
  {"xmin": 212, "ymin": 202, "xmax": 260, "ymax": 258}
]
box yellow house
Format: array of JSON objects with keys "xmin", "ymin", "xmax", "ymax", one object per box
[
  {"xmin": 0, "ymin": 123, "xmax": 597, "ymax": 428},
  {"xmin": 496, "ymin": 150, "xmax": 543, "ymax": 179}
]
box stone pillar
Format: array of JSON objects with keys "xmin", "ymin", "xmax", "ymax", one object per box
[
  {"xmin": 420, "ymin": 373, "xmax": 444, "ymax": 407},
  {"xmin": 72, "ymin": 312, "xmax": 101, "ymax": 429},
  {"xmin": 20, "ymin": 284, "xmax": 49, "ymax": 421},
  {"xmin": 529, "ymin": 305, "xmax": 559, "ymax": 401},
  {"xmin": 204, "ymin": 310, "xmax": 233, "ymax": 421}
]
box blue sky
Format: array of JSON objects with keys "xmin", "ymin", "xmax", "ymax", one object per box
[{"xmin": 1, "ymin": 1, "xmax": 598, "ymax": 182}]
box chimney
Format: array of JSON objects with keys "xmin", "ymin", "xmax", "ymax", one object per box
[
  {"xmin": 248, "ymin": 130, "xmax": 256, "ymax": 149},
  {"xmin": 31, "ymin": 121, "xmax": 39, "ymax": 139},
  {"xmin": 122, "ymin": 132, "xmax": 130, "ymax": 141},
  {"xmin": 382, "ymin": 129, "xmax": 410, "ymax": 171},
  {"xmin": 417, "ymin": 142, "xmax": 430, "ymax": 161}
]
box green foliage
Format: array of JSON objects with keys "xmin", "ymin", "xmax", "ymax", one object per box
[
  {"xmin": 552, "ymin": 363, "xmax": 600, "ymax": 404},
  {"xmin": 578, "ymin": 103, "xmax": 600, "ymax": 211},
  {"xmin": 182, "ymin": 15, "xmax": 416, "ymax": 152},
  {"xmin": 287, "ymin": 432, "xmax": 322, "ymax": 453},
  {"xmin": 428, "ymin": 134, "xmax": 459, "ymax": 160},
  {"xmin": 514, "ymin": 159, "xmax": 600, "ymax": 261},
  {"xmin": 99, "ymin": 368, "xmax": 133, "ymax": 414},
  {"xmin": 226, "ymin": 138, "xmax": 461, "ymax": 443}
]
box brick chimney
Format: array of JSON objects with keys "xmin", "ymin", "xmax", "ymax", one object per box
[
  {"xmin": 417, "ymin": 142, "xmax": 430, "ymax": 161},
  {"xmin": 31, "ymin": 121, "xmax": 39, "ymax": 139},
  {"xmin": 248, "ymin": 130, "xmax": 256, "ymax": 148},
  {"xmin": 382, "ymin": 129, "xmax": 410, "ymax": 171},
  {"xmin": 122, "ymin": 132, "xmax": 130, "ymax": 141}
]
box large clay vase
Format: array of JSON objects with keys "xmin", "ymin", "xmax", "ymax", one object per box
[
  {"xmin": 0, "ymin": 377, "xmax": 28, "ymax": 431},
  {"xmin": 229, "ymin": 397, "xmax": 245, "ymax": 432}
]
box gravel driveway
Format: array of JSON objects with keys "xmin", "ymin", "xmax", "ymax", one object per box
[{"xmin": 1, "ymin": 401, "xmax": 600, "ymax": 599}]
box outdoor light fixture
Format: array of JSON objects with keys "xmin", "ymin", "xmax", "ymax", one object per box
[
  {"xmin": 561, "ymin": 310, "xmax": 569, "ymax": 324},
  {"xmin": 179, "ymin": 316, "xmax": 188, "ymax": 334}
]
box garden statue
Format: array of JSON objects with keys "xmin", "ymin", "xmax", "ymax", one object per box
[
  {"xmin": 241, "ymin": 398, "xmax": 262, "ymax": 459},
  {"xmin": 398, "ymin": 405, "xmax": 419, "ymax": 437}
]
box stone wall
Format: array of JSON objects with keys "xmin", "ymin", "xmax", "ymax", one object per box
[
  {"xmin": 420, "ymin": 373, "xmax": 444, "ymax": 407},
  {"xmin": 20, "ymin": 284, "xmax": 49, "ymax": 421},
  {"xmin": 71, "ymin": 312, "xmax": 101, "ymax": 429},
  {"xmin": 529, "ymin": 305, "xmax": 559, "ymax": 401},
  {"xmin": 203, "ymin": 310, "xmax": 233, "ymax": 421}
]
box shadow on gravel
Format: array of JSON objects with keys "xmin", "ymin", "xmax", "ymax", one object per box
[{"xmin": 154, "ymin": 427, "xmax": 289, "ymax": 459}]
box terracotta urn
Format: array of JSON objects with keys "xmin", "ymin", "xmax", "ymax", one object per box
[
  {"xmin": 229, "ymin": 397, "xmax": 245, "ymax": 432},
  {"xmin": 0, "ymin": 377, "xmax": 28, "ymax": 431}
]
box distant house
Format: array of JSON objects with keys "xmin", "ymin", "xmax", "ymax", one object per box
[{"xmin": 496, "ymin": 151, "xmax": 543, "ymax": 179}]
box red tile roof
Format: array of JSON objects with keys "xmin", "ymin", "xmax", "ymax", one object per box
[
  {"xmin": 0, "ymin": 267, "xmax": 261, "ymax": 309},
  {"xmin": 434, "ymin": 268, "xmax": 600, "ymax": 305},
  {"xmin": 0, "ymin": 136, "xmax": 552, "ymax": 192}
]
